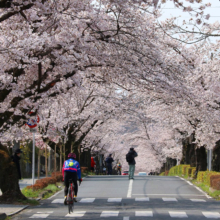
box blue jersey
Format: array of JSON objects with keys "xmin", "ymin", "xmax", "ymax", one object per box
[{"xmin": 62, "ymin": 158, "xmax": 81, "ymax": 179}]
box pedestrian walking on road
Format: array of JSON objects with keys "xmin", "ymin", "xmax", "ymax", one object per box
[
  {"xmin": 11, "ymin": 149, "xmax": 22, "ymax": 180},
  {"xmin": 126, "ymin": 148, "xmax": 138, "ymax": 180},
  {"xmin": 105, "ymin": 154, "xmax": 114, "ymax": 175},
  {"xmin": 91, "ymin": 157, "xmax": 96, "ymax": 172}
]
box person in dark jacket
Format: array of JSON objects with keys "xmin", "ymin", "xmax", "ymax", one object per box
[
  {"xmin": 105, "ymin": 154, "xmax": 114, "ymax": 175},
  {"xmin": 127, "ymin": 148, "xmax": 138, "ymax": 180},
  {"xmin": 12, "ymin": 149, "xmax": 22, "ymax": 180}
]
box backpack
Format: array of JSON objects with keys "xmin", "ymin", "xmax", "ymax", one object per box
[{"xmin": 126, "ymin": 153, "xmax": 134, "ymax": 163}]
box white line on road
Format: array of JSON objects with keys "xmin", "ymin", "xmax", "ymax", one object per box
[
  {"xmin": 100, "ymin": 211, "xmax": 119, "ymax": 217},
  {"xmin": 65, "ymin": 211, "xmax": 86, "ymax": 217},
  {"xmin": 79, "ymin": 198, "xmax": 95, "ymax": 203},
  {"xmin": 127, "ymin": 179, "xmax": 133, "ymax": 198},
  {"xmin": 132, "ymin": 194, "xmax": 205, "ymax": 196},
  {"xmin": 123, "ymin": 217, "xmax": 129, "ymax": 220},
  {"xmin": 169, "ymin": 211, "xmax": 188, "ymax": 218},
  {"xmin": 135, "ymin": 211, "xmax": 153, "ymax": 217},
  {"xmin": 202, "ymin": 212, "xmax": 220, "ymax": 218},
  {"xmin": 29, "ymin": 214, "xmax": 50, "ymax": 218},
  {"xmin": 195, "ymin": 186, "xmax": 212, "ymax": 199},
  {"xmin": 190, "ymin": 199, "xmax": 206, "ymax": 202},
  {"xmin": 51, "ymin": 199, "xmax": 64, "ymax": 203},
  {"xmin": 186, "ymin": 181, "xmax": 193, "ymax": 185},
  {"xmin": 162, "ymin": 198, "xmax": 177, "ymax": 202},
  {"xmin": 107, "ymin": 198, "xmax": 122, "ymax": 202},
  {"xmin": 37, "ymin": 212, "xmax": 53, "ymax": 214}
]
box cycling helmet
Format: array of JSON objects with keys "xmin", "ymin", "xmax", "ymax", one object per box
[{"xmin": 68, "ymin": 153, "xmax": 76, "ymax": 159}]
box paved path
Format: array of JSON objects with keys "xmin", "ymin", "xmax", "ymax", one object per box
[{"xmin": 10, "ymin": 176, "xmax": 220, "ymax": 220}]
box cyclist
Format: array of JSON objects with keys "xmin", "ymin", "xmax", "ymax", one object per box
[
  {"xmin": 62, "ymin": 153, "xmax": 82, "ymax": 204},
  {"xmin": 116, "ymin": 162, "xmax": 122, "ymax": 175}
]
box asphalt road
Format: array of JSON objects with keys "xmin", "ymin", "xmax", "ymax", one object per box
[{"xmin": 11, "ymin": 176, "xmax": 220, "ymax": 220}]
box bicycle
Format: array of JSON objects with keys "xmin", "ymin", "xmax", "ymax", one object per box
[
  {"xmin": 66, "ymin": 179, "xmax": 81, "ymax": 214},
  {"xmin": 67, "ymin": 179, "xmax": 74, "ymax": 214}
]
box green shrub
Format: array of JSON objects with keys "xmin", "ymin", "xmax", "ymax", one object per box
[
  {"xmin": 182, "ymin": 165, "xmax": 190, "ymax": 175},
  {"xmin": 168, "ymin": 166, "xmax": 176, "ymax": 176},
  {"xmin": 197, "ymin": 171, "xmax": 206, "ymax": 183},
  {"xmin": 191, "ymin": 168, "xmax": 196, "ymax": 178},
  {"xmin": 159, "ymin": 172, "xmax": 165, "ymax": 176},
  {"xmin": 203, "ymin": 171, "xmax": 220, "ymax": 186},
  {"xmin": 185, "ymin": 167, "xmax": 193, "ymax": 178}
]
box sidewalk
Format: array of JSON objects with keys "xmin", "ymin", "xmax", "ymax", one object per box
[
  {"xmin": 0, "ymin": 177, "xmax": 43, "ymax": 219},
  {"xmin": 0, "ymin": 178, "xmax": 37, "ymax": 196}
]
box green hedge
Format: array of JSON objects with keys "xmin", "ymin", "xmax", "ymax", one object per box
[
  {"xmin": 159, "ymin": 172, "xmax": 165, "ymax": 176},
  {"xmin": 191, "ymin": 168, "xmax": 196, "ymax": 178},
  {"xmin": 197, "ymin": 171, "xmax": 220, "ymax": 186},
  {"xmin": 168, "ymin": 165, "xmax": 190, "ymax": 176}
]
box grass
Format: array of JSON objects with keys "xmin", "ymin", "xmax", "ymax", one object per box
[
  {"xmin": 21, "ymin": 184, "xmax": 62, "ymax": 199},
  {"xmin": 191, "ymin": 180, "xmax": 220, "ymax": 200}
]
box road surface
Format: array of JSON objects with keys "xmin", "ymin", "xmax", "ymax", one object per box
[{"xmin": 11, "ymin": 176, "xmax": 220, "ymax": 219}]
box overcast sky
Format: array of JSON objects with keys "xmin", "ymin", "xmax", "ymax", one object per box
[{"xmin": 159, "ymin": 0, "xmax": 220, "ymax": 24}]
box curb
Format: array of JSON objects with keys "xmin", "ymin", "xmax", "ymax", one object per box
[
  {"xmin": 47, "ymin": 189, "xmax": 64, "ymax": 200},
  {"xmin": 7, "ymin": 205, "xmax": 29, "ymax": 216},
  {"xmin": 177, "ymin": 176, "xmax": 212, "ymax": 199},
  {"xmin": 0, "ymin": 213, "xmax": 7, "ymax": 220}
]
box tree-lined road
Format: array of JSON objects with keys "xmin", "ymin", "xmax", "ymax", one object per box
[{"xmin": 12, "ymin": 176, "xmax": 220, "ymax": 220}]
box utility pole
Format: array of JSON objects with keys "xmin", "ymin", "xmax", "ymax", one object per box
[{"xmin": 207, "ymin": 149, "xmax": 212, "ymax": 171}]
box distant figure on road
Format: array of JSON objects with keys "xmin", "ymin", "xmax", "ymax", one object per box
[
  {"xmin": 105, "ymin": 154, "xmax": 114, "ymax": 175},
  {"xmin": 126, "ymin": 148, "xmax": 138, "ymax": 180},
  {"xmin": 91, "ymin": 157, "xmax": 96, "ymax": 172},
  {"xmin": 116, "ymin": 162, "xmax": 122, "ymax": 175},
  {"xmin": 12, "ymin": 149, "xmax": 22, "ymax": 180}
]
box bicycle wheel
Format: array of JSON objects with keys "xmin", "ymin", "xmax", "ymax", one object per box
[{"xmin": 68, "ymin": 186, "xmax": 74, "ymax": 213}]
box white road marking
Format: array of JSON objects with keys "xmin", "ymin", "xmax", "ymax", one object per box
[
  {"xmin": 65, "ymin": 211, "xmax": 86, "ymax": 217},
  {"xmin": 37, "ymin": 211, "xmax": 53, "ymax": 214},
  {"xmin": 107, "ymin": 198, "xmax": 122, "ymax": 202},
  {"xmin": 133, "ymin": 194, "xmax": 205, "ymax": 196},
  {"xmin": 180, "ymin": 178, "xmax": 184, "ymax": 180},
  {"xmin": 51, "ymin": 199, "xmax": 63, "ymax": 203},
  {"xmin": 127, "ymin": 179, "xmax": 133, "ymax": 198},
  {"xmin": 29, "ymin": 214, "xmax": 50, "ymax": 218},
  {"xmin": 135, "ymin": 197, "xmax": 150, "ymax": 201},
  {"xmin": 169, "ymin": 211, "xmax": 188, "ymax": 218},
  {"xmin": 123, "ymin": 217, "xmax": 129, "ymax": 220},
  {"xmin": 79, "ymin": 198, "xmax": 95, "ymax": 203},
  {"xmin": 195, "ymin": 186, "xmax": 212, "ymax": 199},
  {"xmin": 135, "ymin": 211, "xmax": 153, "ymax": 217},
  {"xmin": 100, "ymin": 211, "xmax": 119, "ymax": 217},
  {"xmin": 162, "ymin": 198, "xmax": 177, "ymax": 201},
  {"xmin": 190, "ymin": 199, "xmax": 206, "ymax": 202},
  {"xmin": 186, "ymin": 181, "xmax": 193, "ymax": 186},
  {"xmin": 202, "ymin": 212, "xmax": 220, "ymax": 218}
]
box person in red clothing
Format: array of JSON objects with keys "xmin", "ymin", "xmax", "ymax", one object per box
[{"xmin": 91, "ymin": 157, "xmax": 96, "ymax": 172}]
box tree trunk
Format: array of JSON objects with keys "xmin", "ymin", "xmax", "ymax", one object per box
[
  {"xmin": 71, "ymin": 142, "xmax": 73, "ymax": 153},
  {"xmin": 45, "ymin": 146, "xmax": 48, "ymax": 177},
  {"xmin": 0, "ymin": 143, "xmax": 26, "ymax": 202},
  {"xmin": 60, "ymin": 144, "xmax": 62, "ymax": 172},
  {"xmin": 63, "ymin": 144, "xmax": 65, "ymax": 162},
  {"xmin": 196, "ymin": 146, "xmax": 207, "ymax": 172},
  {"xmin": 54, "ymin": 144, "xmax": 57, "ymax": 176}
]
